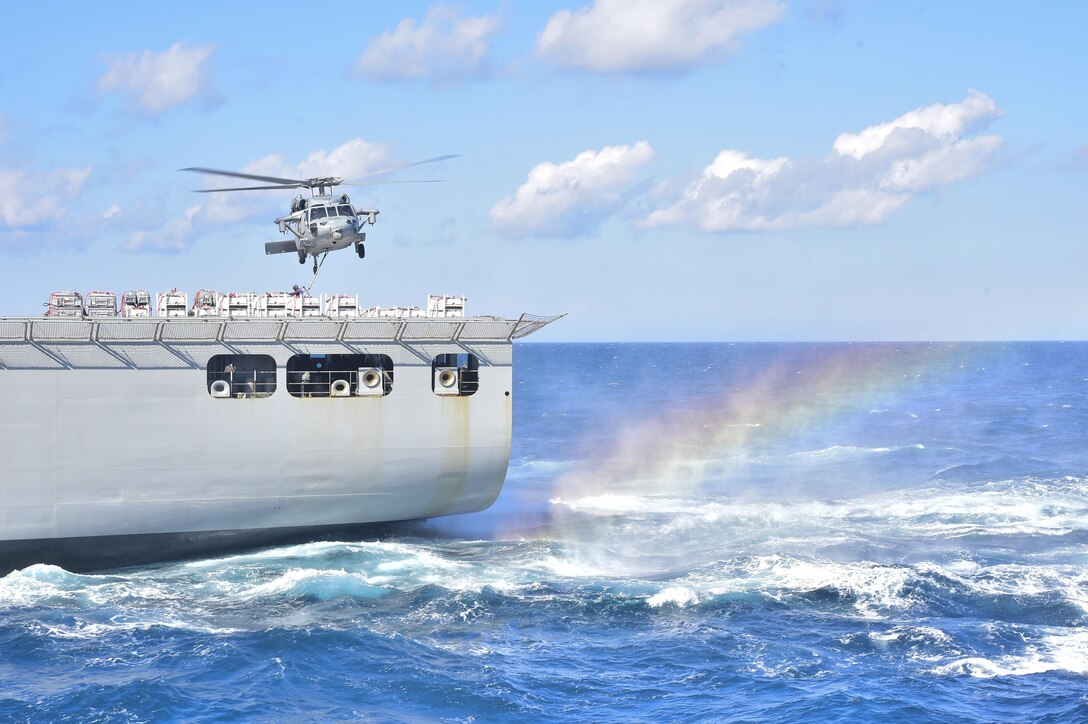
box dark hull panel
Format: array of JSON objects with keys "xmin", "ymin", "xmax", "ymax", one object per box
[{"xmin": 0, "ymin": 521, "xmax": 412, "ymax": 575}]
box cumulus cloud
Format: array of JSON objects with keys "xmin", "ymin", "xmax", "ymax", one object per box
[
  {"xmin": 196, "ymin": 138, "xmax": 396, "ymax": 224},
  {"xmin": 274, "ymin": 138, "xmax": 396, "ymax": 181},
  {"xmin": 98, "ymin": 43, "xmax": 217, "ymax": 116},
  {"xmin": 645, "ymin": 90, "xmax": 1005, "ymax": 232},
  {"xmin": 490, "ymin": 141, "xmax": 655, "ymax": 238},
  {"xmin": 537, "ymin": 0, "xmax": 784, "ymax": 73},
  {"xmin": 121, "ymin": 205, "xmax": 201, "ymax": 253},
  {"xmin": 354, "ymin": 5, "xmax": 500, "ymax": 84},
  {"xmin": 833, "ymin": 90, "xmax": 1001, "ymax": 160},
  {"xmin": 0, "ymin": 166, "xmax": 92, "ymax": 228}
]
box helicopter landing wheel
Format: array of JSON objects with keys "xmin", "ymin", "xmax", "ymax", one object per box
[
  {"xmin": 298, "ymin": 250, "xmax": 306, "ymax": 265},
  {"xmin": 356, "ymin": 242, "xmax": 365, "ymax": 259}
]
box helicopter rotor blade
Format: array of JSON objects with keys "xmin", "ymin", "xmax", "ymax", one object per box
[
  {"xmin": 180, "ymin": 167, "xmax": 308, "ymax": 187},
  {"xmin": 192, "ymin": 184, "xmax": 302, "ymax": 193},
  {"xmin": 341, "ymin": 179, "xmax": 444, "ymax": 187},
  {"xmin": 181, "ymin": 156, "xmax": 454, "ymax": 193},
  {"xmin": 343, "ymin": 154, "xmax": 459, "ymax": 183}
]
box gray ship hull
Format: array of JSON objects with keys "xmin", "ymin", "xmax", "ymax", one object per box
[{"xmin": 0, "ymin": 314, "xmax": 557, "ymax": 573}]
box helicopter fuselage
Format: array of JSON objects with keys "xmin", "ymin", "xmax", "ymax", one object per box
[{"xmin": 270, "ymin": 194, "xmax": 378, "ymax": 261}]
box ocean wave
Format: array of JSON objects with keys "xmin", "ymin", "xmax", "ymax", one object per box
[
  {"xmin": 646, "ymin": 586, "xmax": 700, "ymax": 608},
  {"xmin": 839, "ymin": 483, "xmax": 1088, "ymax": 540},
  {"xmin": 0, "ymin": 564, "xmax": 168, "ymax": 611},
  {"xmin": 639, "ymin": 555, "xmax": 919, "ymax": 617},
  {"xmin": 634, "ymin": 553, "xmax": 1088, "ymax": 627},
  {"xmin": 789, "ymin": 443, "xmax": 925, "ymax": 459},
  {"xmin": 235, "ymin": 568, "xmax": 390, "ymax": 602},
  {"xmin": 869, "ymin": 409, "xmax": 920, "ymax": 419},
  {"xmin": 22, "ymin": 616, "xmax": 243, "ymax": 640},
  {"xmin": 931, "ymin": 629, "xmax": 1088, "ymax": 678},
  {"xmin": 839, "ymin": 624, "xmax": 958, "ymax": 660},
  {"xmin": 6, "ymin": 543, "xmax": 1083, "ymax": 642},
  {"xmin": 3, "ymin": 477, "xmax": 1085, "ymax": 644},
  {"xmin": 548, "ymin": 476, "xmax": 1088, "ymax": 550},
  {"xmin": 515, "ymin": 459, "xmax": 575, "ymax": 472},
  {"xmin": 0, "ymin": 566, "xmax": 246, "ymax": 639}
]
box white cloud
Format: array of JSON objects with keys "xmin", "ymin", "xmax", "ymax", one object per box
[
  {"xmin": 98, "ymin": 43, "xmax": 216, "ymax": 116},
  {"xmin": 121, "ymin": 205, "xmax": 201, "ymax": 253},
  {"xmin": 537, "ymin": 0, "xmax": 785, "ymax": 73},
  {"xmin": 279, "ymin": 138, "xmax": 396, "ymax": 180},
  {"xmin": 879, "ymin": 135, "xmax": 1003, "ymax": 192},
  {"xmin": 0, "ymin": 167, "xmax": 92, "ymax": 228},
  {"xmin": 197, "ymin": 138, "xmax": 395, "ymax": 224},
  {"xmin": 354, "ymin": 5, "xmax": 500, "ymax": 84},
  {"xmin": 102, "ymin": 204, "xmax": 122, "ymax": 221},
  {"xmin": 645, "ymin": 91, "xmax": 1005, "ymax": 232},
  {"xmin": 490, "ymin": 141, "xmax": 655, "ymax": 238},
  {"xmin": 833, "ymin": 89, "xmax": 1001, "ymax": 160}
]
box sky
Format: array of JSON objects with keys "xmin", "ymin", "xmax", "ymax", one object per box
[{"xmin": 0, "ymin": 1, "xmax": 1085, "ymax": 341}]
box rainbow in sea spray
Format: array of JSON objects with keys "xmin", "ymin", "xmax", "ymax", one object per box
[
  {"xmin": 555, "ymin": 345, "xmax": 957, "ymax": 495},
  {"xmin": 527, "ymin": 344, "xmax": 973, "ymax": 563}
]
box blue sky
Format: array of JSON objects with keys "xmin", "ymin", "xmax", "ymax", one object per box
[{"xmin": 1, "ymin": 1, "xmax": 1085, "ymax": 341}]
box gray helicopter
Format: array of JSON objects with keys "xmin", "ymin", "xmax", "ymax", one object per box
[{"xmin": 182, "ymin": 155, "xmax": 455, "ymax": 272}]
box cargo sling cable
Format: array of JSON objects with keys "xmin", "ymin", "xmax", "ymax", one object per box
[{"xmin": 302, "ymin": 251, "xmax": 329, "ymax": 293}]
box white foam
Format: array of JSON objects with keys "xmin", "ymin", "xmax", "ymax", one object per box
[
  {"xmin": 744, "ymin": 556, "xmax": 917, "ymax": 617},
  {"xmin": 236, "ymin": 567, "xmax": 386, "ymax": 601},
  {"xmin": 790, "ymin": 445, "xmax": 889, "ymax": 458},
  {"xmin": 28, "ymin": 617, "xmax": 242, "ymax": 640},
  {"xmin": 852, "ymin": 478, "xmax": 1088, "ymax": 539},
  {"xmin": 180, "ymin": 540, "xmax": 363, "ymax": 569},
  {"xmin": 868, "ymin": 625, "xmax": 953, "ymax": 646},
  {"xmin": 0, "ymin": 565, "xmax": 149, "ymax": 610},
  {"xmin": 630, "ymin": 555, "xmax": 922, "ymax": 616},
  {"xmin": 921, "ymin": 561, "xmax": 1088, "ymax": 614},
  {"xmin": 517, "ymin": 459, "xmax": 574, "ymax": 472},
  {"xmin": 640, "ymin": 553, "xmax": 1086, "ymax": 621},
  {"xmin": 932, "ymin": 630, "xmax": 1088, "ymax": 678},
  {"xmin": 647, "ymin": 586, "xmax": 699, "ymax": 608}
]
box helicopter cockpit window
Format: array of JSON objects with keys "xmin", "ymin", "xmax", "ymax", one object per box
[
  {"xmin": 338, "ymin": 205, "xmax": 354, "ymax": 217},
  {"xmin": 310, "ymin": 207, "xmax": 328, "ymax": 220}
]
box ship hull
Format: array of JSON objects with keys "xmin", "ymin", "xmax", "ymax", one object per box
[
  {"xmin": 1, "ymin": 365, "xmax": 511, "ymax": 573},
  {"xmin": 0, "ymin": 315, "xmax": 559, "ymax": 573}
]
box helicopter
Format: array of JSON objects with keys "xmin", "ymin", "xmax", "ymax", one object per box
[{"xmin": 181, "ymin": 155, "xmax": 455, "ymax": 273}]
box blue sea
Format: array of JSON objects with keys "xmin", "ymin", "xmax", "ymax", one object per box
[{"xmin": 2, "ymin": 342, "xmax": 1087, "ymax": 722}]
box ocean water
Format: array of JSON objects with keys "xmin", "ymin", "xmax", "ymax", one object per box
[{"xmin": 2, "ymin": 342, "xmax": 1087, "ymax": 722}]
